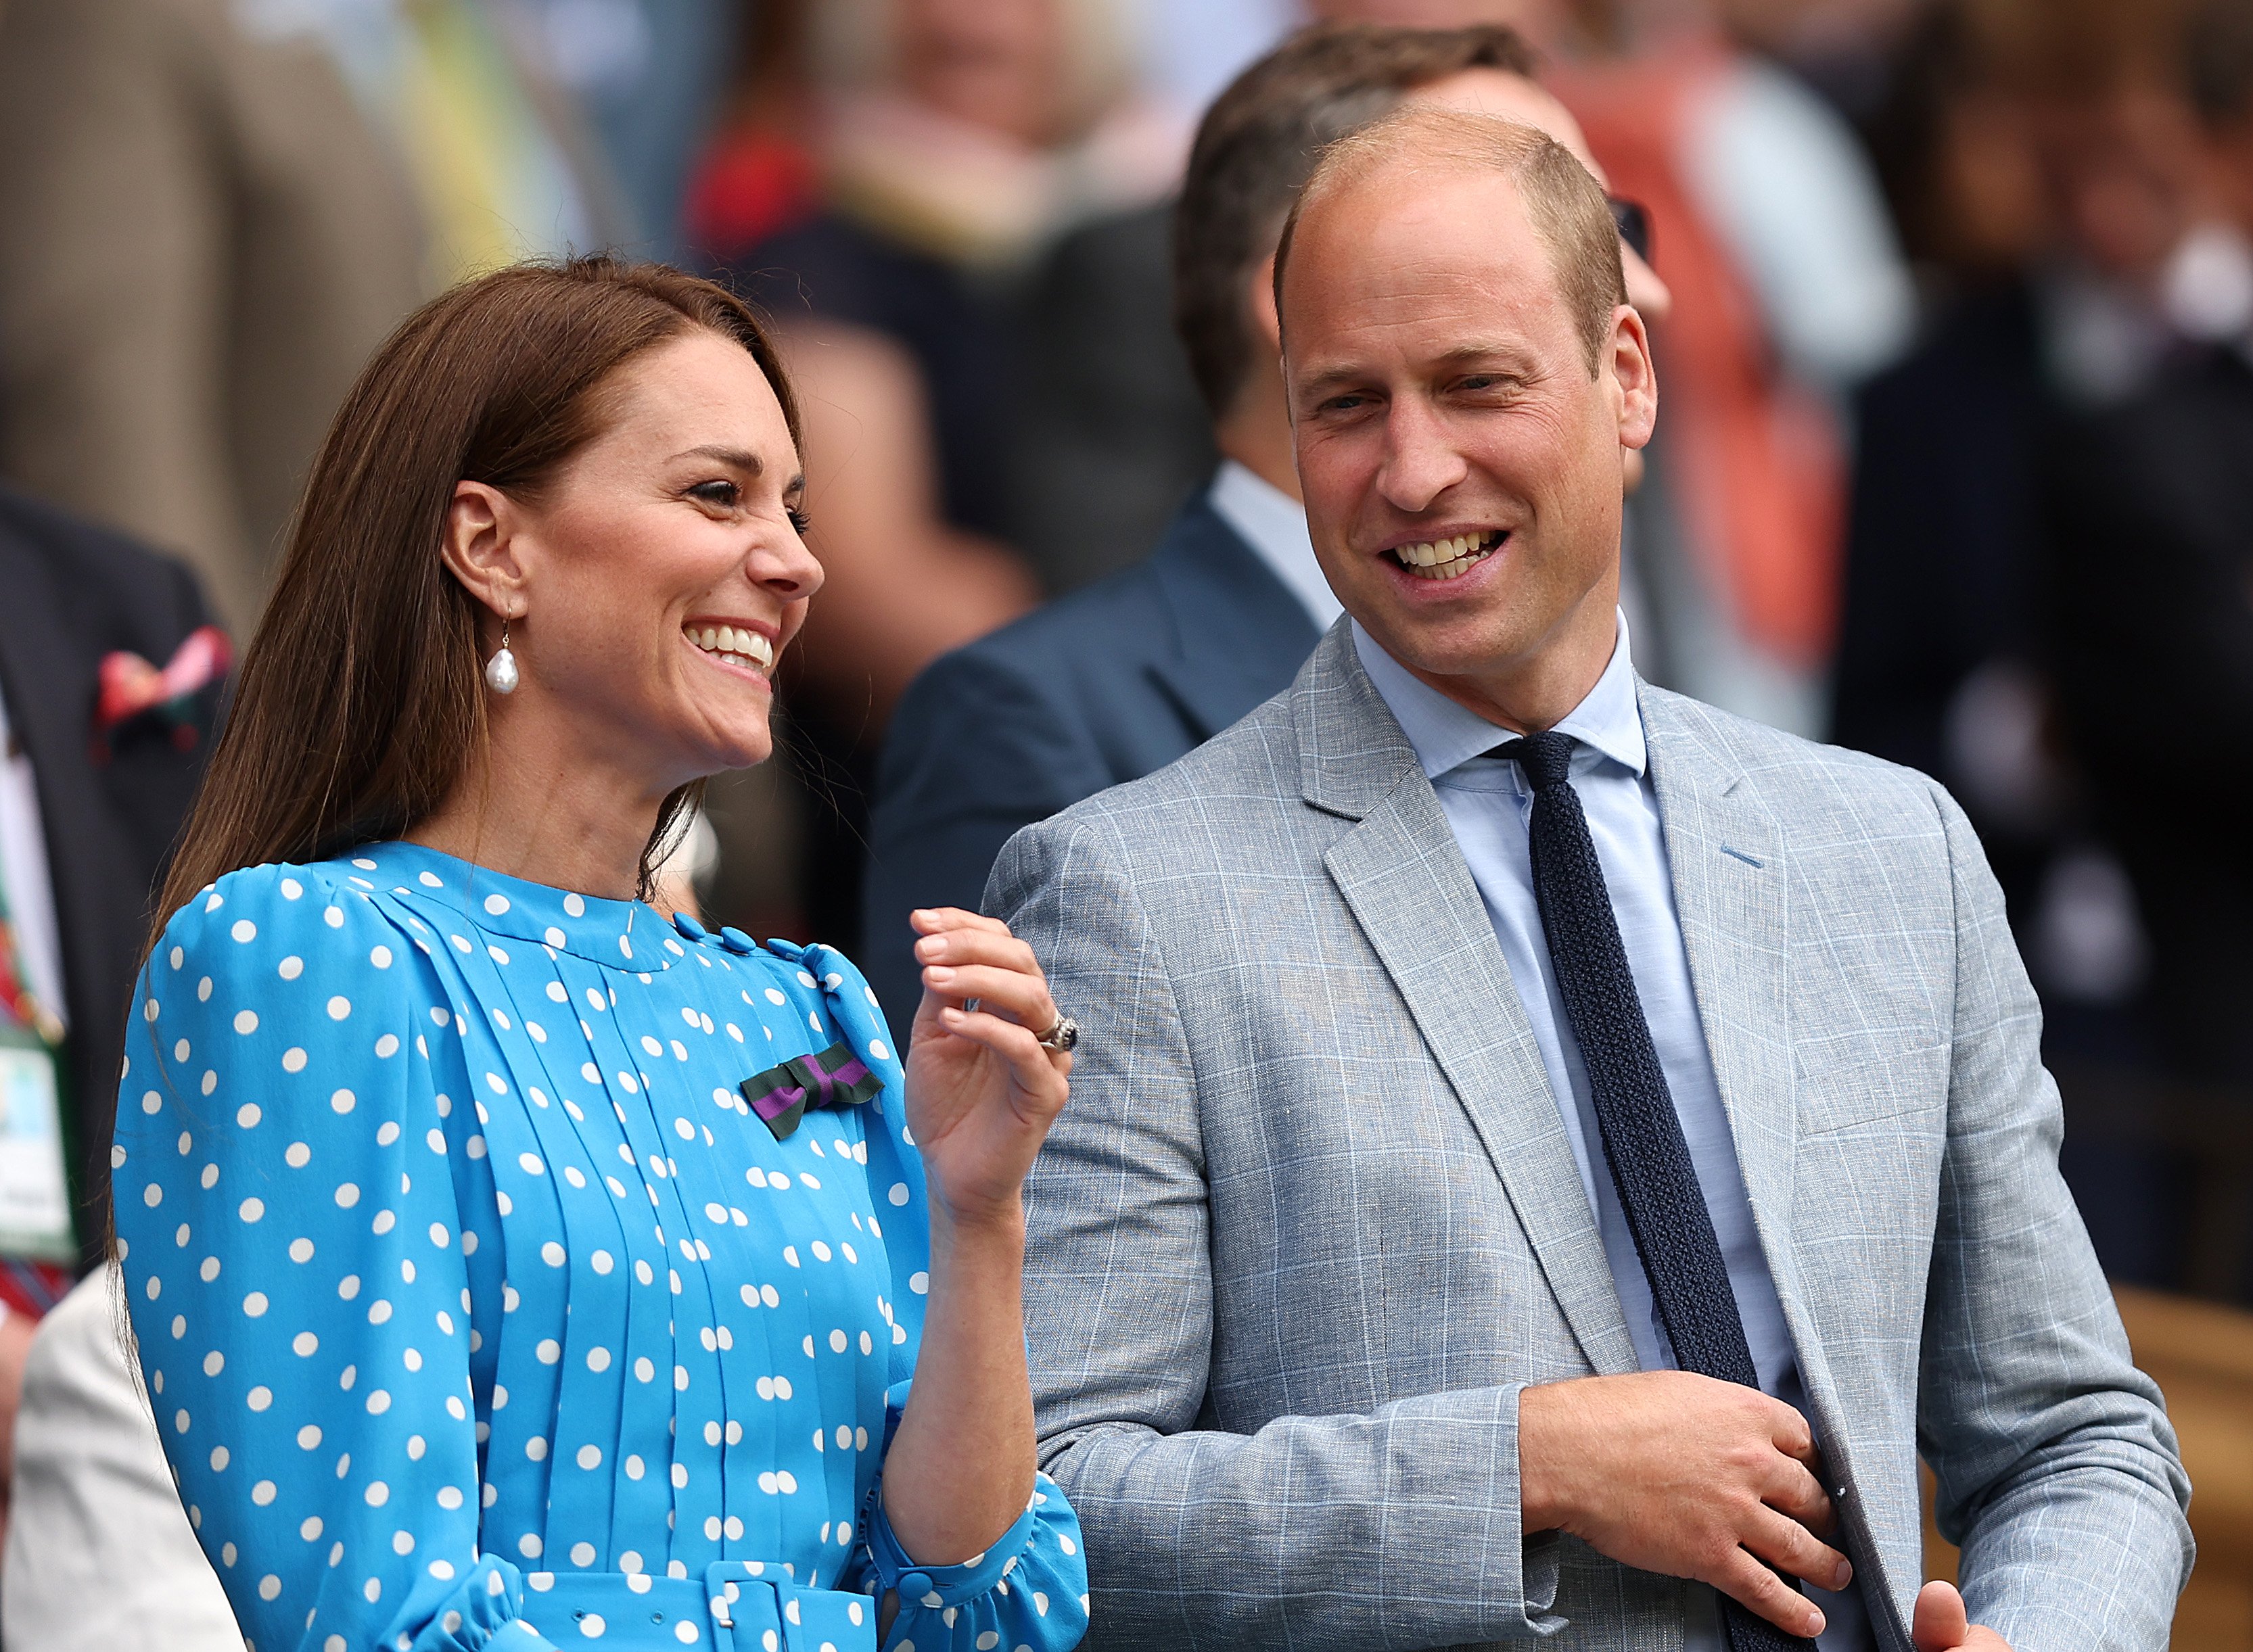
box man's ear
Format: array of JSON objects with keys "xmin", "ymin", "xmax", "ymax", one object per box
[
  {"xmin": 440, "ymin": 480, "xmax": 532, "ymax": 628},
  {"xmin": 1608, "ymin": 304, "xmax": 1658, "ymax": 452}
]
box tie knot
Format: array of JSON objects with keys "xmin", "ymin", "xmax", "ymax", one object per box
[{"xmin": 1490, "ymin": 729, "xmax": 1576, "ymax": 790}]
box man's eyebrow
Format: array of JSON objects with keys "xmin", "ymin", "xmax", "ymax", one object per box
[
  {"xmin": 1295, "ymin": 340, "xmax": 1529, "ymax": 396},
  {"xmin": 1431, "ymin": 341, "xmax": 1531, "ymax": 370}
]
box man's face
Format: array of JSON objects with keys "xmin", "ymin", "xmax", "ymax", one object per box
[{"xmin": 1282, "ymin": 163, "xmax": 1654, "ymax": 699}]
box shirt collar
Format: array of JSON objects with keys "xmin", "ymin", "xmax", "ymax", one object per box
[
  {"xmin": 1353, "ymin": 609, "xmax": 1646, "ymax": 782},
  {"xmin": 1205, "ymin": 460, "xmax": 1343, "ymax": 633}
]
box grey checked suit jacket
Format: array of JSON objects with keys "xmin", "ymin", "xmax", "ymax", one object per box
[{"xmin": 990, "ymin": 622, "xmax": 2191, "ymax": 1652}]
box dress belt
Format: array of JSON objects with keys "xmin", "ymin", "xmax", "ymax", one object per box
[{"xmin": 519, "ymin": 1563, "xmax": 879, "ymax": 1652}]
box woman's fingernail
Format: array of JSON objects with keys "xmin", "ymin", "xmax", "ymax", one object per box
[
  {"xmin": 926, "ymin": 966, "xmax": 954, "ymax": 985},
  {"xmin": 915, "ymin": 936, "xmax": 944, "ymax": 958},
  {"xmin": 939, "ymin": 1006, "xmax": 964, "ymax": 1023}
]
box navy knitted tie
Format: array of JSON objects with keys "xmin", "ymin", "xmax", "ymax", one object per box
[{"xmin": 1491, "ymin": 730, "xmax": 1816, "ymax": 1652}]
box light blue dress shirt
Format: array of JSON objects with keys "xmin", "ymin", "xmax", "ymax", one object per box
[{"xmin": 1354, "ymin": 617, "xmax": 1867, "ymax": 1652}]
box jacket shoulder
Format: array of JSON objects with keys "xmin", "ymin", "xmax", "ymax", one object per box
[
  {"xmin": 1642, "ymin": 683, "xmax": 1946, "ymax": 815},
  {"xmin": 941, "ymin": 549, "xmax": 1184, "ymax": 686},
  {"xmin": 1025, "ymin": 688, "xmax": 1300, "ymax": 841},
  {"xmin": 0, "ymin": 484, "xmax": 210, "ymax": 636}
]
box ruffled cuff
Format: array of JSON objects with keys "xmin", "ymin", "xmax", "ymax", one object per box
[
  {"xmin": 863, "ymin": 1473, "xmax": 1091, "ymax": 1652},
  {"xmin": 408, "ymin": 1557, "xmax": 561, "ymax": 1652}
]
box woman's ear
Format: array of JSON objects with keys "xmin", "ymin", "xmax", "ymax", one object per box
[{"xmin": 440, "ymin": 480, "xmax": 530, "ymax": 623}]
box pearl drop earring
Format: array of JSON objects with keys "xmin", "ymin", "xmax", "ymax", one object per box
[{"xmin": 484, "ymin": 617, "xmax": 519, "ymax": 694}]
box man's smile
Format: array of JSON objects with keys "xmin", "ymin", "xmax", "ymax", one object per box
[{"xmin": 1383, "ymin": 527, "xmax": 1506, "ymax": 580}]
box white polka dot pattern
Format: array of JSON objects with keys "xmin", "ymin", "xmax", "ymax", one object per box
[{"xmin": 114, "ymin": 843, "xmax": 1084, "ymax": 1652}]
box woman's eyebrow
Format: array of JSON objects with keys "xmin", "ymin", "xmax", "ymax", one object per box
[{"xmin": 672, "ymin": 444, "xmax": 764, "ymax": 473}]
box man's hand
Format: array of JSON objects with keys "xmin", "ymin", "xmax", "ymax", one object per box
[
  {"xmin": 1912, "ymin": 1581, "xmax": 2014, "ymax": 1651},
  {"xmin": 1520, "ymin": 1371, "xmax": 1849, "ymax": 1640}
]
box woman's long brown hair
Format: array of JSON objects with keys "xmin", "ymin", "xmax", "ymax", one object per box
[{"xmin": 150, "ymin": 257, "xmax": 802, "ymax": 948}]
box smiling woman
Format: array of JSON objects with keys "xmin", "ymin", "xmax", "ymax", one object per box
[{"xmin": 111, "ymin": 258, "xmax": 1089, "ymax": 1652}]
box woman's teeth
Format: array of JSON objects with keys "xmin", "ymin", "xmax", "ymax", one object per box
[
  {"xmin": 1391, "ymin": 531, "xmax": 1500, "ymax": 580},
  {"xmin": 689, "ymin": 624, "xmax": 774, "ymax": 671}
]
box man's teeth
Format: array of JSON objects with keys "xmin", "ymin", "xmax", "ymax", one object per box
[
  {"xmin": 1392, "ymin": 532, "xmax": 1499, "ymax": 579},
  {"xmin": 689, "ymin": 625, "xmax": 774, "ymax": 670}
]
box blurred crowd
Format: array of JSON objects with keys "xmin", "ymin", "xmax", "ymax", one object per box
[{"xmin": 1, "ymin": 0, "xmax": 2250, "ymax": 1306}]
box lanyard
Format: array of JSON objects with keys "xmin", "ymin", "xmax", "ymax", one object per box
[{"xmin": 0, "ymin": 765, "xmax": 77, "ymax": 1261}]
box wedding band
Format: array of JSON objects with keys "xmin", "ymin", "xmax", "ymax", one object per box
[{"xmin": 1036, "ymin": 1016, "xmax": 1079, "ymax": 1053}]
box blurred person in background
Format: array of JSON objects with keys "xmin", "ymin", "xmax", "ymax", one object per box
[
  {"xmin": 1838, "ymin": 0, "xmax": 2199, "ymax": 996},
  {"xmin": 0, "ymin": 488, "xmax": 223, "ymax": 1609},
  {"xmin": 689, "ymin": 0, "xmax": 1180, "ymax": 951},
  {"xmin": 1550, "ymin": 0, "xmax": 1918, "ymax": 739},
  {"xmin": 0, "ymin": 0, "xmax": 423, "ymax": 634},
  {"xmin": 1835, "ymin": 0, "xmax": 2253, "ymax": 1292},
  {"xmin": 0, "ymin": 0, "xmax": 625, "ymax": 636},
  {"xmin": 864, "ymin": 19, "xmax": 1673, "ymax": 1037},
  {"xmin": 515, "ymin": 0, "xmax": 742, "ymax": 254},
  {"xmin": 2037, "ymin": 0, "xmax": 2253, "ymax": 1298}
]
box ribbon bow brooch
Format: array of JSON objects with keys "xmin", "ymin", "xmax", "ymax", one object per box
[
  {"xmin": 741, "ymin": 1041, "xmax": 883, "ymax": 1141},
  {"xmin": 94, "ymin": 625, "xmax": 231, "ymax": 758}
]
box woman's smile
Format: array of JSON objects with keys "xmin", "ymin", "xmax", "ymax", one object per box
[{"xmin": 682, "ymin": 616, "xmax": 778, "ymax": 678}]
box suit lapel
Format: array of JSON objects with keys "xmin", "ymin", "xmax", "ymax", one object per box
[
  {"xmin": 1643, "ymin": 692, "xmax": 1916, "ymax": 1650},
  {"xmin": 1303, "ymin": 630, "xmax": 1638, "ymax": 1375},
  {"xmin": 1144, "ymin": 500, "xmax": 1321, "ymax": 744},
  {"xmin": 1638, "ymin": 687, "xmax": 1809, "ymax": 1335}
]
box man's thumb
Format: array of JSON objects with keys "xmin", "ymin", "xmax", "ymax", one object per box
[{"xmin": 1913, "ymin": 1580, "xmax": 1970, "ymax": 1651}]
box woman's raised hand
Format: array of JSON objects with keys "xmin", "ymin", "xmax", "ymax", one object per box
[{"xmin": 902, "ymin": 907, "xmax": 1071, "ymax": 1227}]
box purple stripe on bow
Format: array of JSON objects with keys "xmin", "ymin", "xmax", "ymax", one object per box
[{"xmin": 741, "ymin": 1041, "xmax": 884, "ymax": 1141}]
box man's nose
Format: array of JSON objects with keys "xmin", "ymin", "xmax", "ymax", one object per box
[{"xmin": 1375, "ymin": 398, "xmax": 1470, "ymax": 513}]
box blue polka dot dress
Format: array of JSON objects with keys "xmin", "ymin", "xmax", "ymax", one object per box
[{"xmin": 112, "ymin": 841, "xmax": 1090, "ymax": 1652}]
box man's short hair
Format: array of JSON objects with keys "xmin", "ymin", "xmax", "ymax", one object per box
[
  {"xmin": 1274, "ymin": 105, "xmax": 1627, "ymax": 378},
  {"xmin": 1173, "ymin": 22, "xmax": 1541, "ymax": 420}
]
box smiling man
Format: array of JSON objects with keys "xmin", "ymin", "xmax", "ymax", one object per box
[{"xmin": 995, "ymin": 105, "xmax": 2191, "ymax": 1652}]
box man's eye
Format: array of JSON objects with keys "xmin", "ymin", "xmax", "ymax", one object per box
[{"xmin": 689, "ymin": 480, "xmax": 739, "ymax": 506}]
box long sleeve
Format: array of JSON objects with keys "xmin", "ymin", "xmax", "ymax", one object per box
[
  {"xmin": 784, "ymin": 942, "xmax": 1092, "ymax": 1652},
  {"xmin": 1915, "ymin": 785, "xmax": 2193, "ymax": 1649},
  {"xmin": 993, "ymin": 816, "xmax": 1562, "ymax": 1651},
  {"xmin": 114, "ymin": 866, "xmax": 561, "ymax": 1652}
]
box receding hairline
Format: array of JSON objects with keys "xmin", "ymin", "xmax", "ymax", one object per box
[
  {"xmin": 1273, "ymin": 105, "xmax": 1628, "ymax": 375},
  {"xmin": 1280, "ymin": 110, "xmax": 1566, "ymax": 291}
]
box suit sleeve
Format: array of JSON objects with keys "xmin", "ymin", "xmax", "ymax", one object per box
[
  {"xmin": 994, "ymin": 816, "xmax": 1564, "ymax": 1651},
  {"xmin": 862, "ymin": 645, "xmax": 1118, "ymax": 1037},
  {"xmin": 1917, "ymin": 784, "xmax": 2193, "ymax": 1649}
]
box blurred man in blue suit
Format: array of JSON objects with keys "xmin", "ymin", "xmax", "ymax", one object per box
[{"xmin": 863, "ymin": 20, "xmax": 1669, "ymax": 1031}]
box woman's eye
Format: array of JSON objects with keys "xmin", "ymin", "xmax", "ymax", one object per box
[
  {"xmin": 787, "ymin": 506, "xmax": 812, "ymax": 536},
  {"xmin": 688, "ymin": 480, "xmax": 739, "ymax": 507}
]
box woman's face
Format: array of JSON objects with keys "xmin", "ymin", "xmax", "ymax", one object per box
[{"xmin": 455, "ymin": 329, "xmax": 822, "ymax": 794}]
